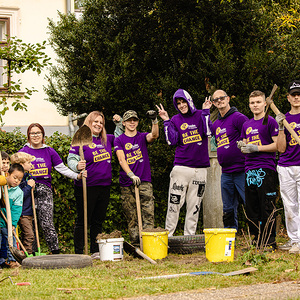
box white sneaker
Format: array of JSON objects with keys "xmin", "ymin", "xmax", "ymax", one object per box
[
  {"xmin": 91, "ymin": 252, "xmax": 100, "ymax": 260},
  {"xmin": 289, "ymin": 243, "xmax": 300, "ymax": 254},
  {"xmin": 278, "ymin": 240, "xmax": 292, "ymax": 251}
]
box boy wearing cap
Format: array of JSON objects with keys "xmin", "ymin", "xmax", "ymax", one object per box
[
  {"xmin": 276, "ymin": 80, "xmax": 300, "ymax": 254},
  {"xmin": 114, "ymin": 110, "xmax": 159, "ymax": 245},
  {"xmin": 239, "ymin": 90, "xmax": 279, "ymax": 250},
  {"xmin": 156, "ymin": 89, "xmax": 212, "ymax": 236}
]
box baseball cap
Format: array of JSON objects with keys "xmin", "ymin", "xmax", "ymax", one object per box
[
  {"xmin": 288, "ymin": 80, "xmax": 300, "ymax": 95},
  {"xmin": 122, "ymin": 110, "xmax": 139, "ymax": 122}
]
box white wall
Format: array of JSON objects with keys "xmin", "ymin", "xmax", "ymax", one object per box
[{"xmin": 0, "ymin": 0, "xmax": 73, "ymax": 135}]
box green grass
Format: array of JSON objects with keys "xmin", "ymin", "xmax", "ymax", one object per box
[{"xmin": 1, "ymin": 235, "xmax": 300, "ymax": 299}]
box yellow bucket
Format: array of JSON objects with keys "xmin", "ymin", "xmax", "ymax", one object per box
[
  {"xmin": 203, "ymin": 228, "xmax": 237, "ymax": 262},
  {"xmin": 141, "ymin": 230, "xmax": 169, "ymax": 260}
]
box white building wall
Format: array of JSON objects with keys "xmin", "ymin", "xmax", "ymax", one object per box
[{"xmin": 0, "ymin": 0, "xmax": 73, "ymax": 135}]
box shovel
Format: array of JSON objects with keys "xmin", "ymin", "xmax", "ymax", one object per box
[
  {"xmin": 0, "ymin": 153, "xmax": 25, "ymax": 264},
  {"xmin": 135, "ymin": 186, "xmax": 143, "ymax": 251},
  {"xmin": 123, "ymin": 241, "xmax": 156, "ymax": 264},
  {"xmin": 71, "ymin": 125, "xmax": 92, "ymax": 255},
  {"xmin": 0, "ymin": 210, "xmax": 32, "ymax": 257},
  {"xmin": 31, "ymin": 189, "xmax": 46, "ymax": 256}
]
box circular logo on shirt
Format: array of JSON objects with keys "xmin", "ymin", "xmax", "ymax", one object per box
[
  {"xmin": 89, "ymin": 143, "xmax": 96, "ymax": 149},
  {"xmin": 125, "ymin": 143, "xmax": 133, "ymax": 150},
  {"xmin": 180, "ymin": 123, "xmax": 188, "ymax": 130},
  {"xmin": 216, "ymin": 127, "xmax": 221, "ymax": 135},
  {"xmin": 246, "ymin": 127, "xmax": 252, "ymax": 135},
  {"xmin": 290, "ymin": 122, "xmax": 296, "ymax": 129},
  {"xmin": 30, "ymin": 155, "xmax": 36, "ymax": 162}
]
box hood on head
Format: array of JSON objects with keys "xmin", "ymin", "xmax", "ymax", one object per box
[{"xmin": 173, "ymin": 89, "xmax": 197, "ymax": 115}]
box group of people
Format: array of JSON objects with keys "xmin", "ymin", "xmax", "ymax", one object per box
[{"xmin": 0, "ymin": 79, "xmax": 299, "ymax": 268}]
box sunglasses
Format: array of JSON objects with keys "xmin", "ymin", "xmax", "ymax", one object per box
[{"xmin": 212, "ymin": 96, "xmax": 227, "ymax": 103}]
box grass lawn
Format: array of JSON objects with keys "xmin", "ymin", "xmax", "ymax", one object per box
[{"xmin": 1, "ymin": 234, "xmax": 299, "ymax": 299}]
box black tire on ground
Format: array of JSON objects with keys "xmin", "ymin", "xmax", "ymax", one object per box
[
  {"xmin": 168, "ymin": 235, "xmax": 205, "ymax": 254},
  {"xmin": 22, "ymin": 254, "xmax": 93, "ymax": 269}
]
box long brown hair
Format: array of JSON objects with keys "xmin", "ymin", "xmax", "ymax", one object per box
[
  {"xmin": 83, "ymin": 111, "xmax": 107, "ymax": 145},
  {"xmin": 27, "ymin": 123, "xmax": 45, "ymax": 144}
]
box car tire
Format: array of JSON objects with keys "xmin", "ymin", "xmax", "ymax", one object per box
[
  {"xmin": 168, "ymin": 235, "xmax": 205, "ymax": 254},
  {"xmin": 22, "ymin": 254, "xmax": 93, "ymax": 269}
]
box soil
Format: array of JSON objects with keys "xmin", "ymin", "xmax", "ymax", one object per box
[{"xmin": 96, "ymin": 230, "xmax": 123, "ymax": 240}]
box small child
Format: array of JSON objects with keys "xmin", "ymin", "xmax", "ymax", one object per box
[
  {"xmin": 10, "ymin": 152, "xmax": 35, "ymax": 255},
  {"xmin": 0, "ymin": 163, "xmax": 24, "ymax": 268},
  {"xmin": 1, "ymin": 151, "xmax": 10, "ymax": 175}
]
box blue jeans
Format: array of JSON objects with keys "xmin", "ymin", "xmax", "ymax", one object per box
[
  {"xmin": 221, "ymin": 172, "xmax": 246, "ymax": 230},
  {"xmin": 0, "ymin": 227, "xmax": 17, "ymax": 264}
]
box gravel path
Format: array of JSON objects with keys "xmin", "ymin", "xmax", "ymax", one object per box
[{"xmin": 124, "ymin": 281, "xmax": 300, "ymax": 300}]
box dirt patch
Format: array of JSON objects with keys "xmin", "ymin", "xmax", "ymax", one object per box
[
  {"xmin": 142, "ymin": 227, "xmax": 168, "ymax": 232},
  {"xmin": 96, "ymin": 230, "xmax": 123, "ymax": 240}
]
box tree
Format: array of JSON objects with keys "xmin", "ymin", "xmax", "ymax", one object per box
[
  {"xmin": 0, "ymin": 37, "xmax": 51, "ymax": 123},
  {"xmin": 46, "ymin": 0, "xmax": 299, "ymax": 120}
]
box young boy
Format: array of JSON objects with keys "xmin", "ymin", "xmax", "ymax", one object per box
[
  {"xmin": 0, "ymin": 163, "xmax": 24, "ymax": 268},
  {"xmin": 114, "ymin": 110, "xmax": 159, "ymax": 245},
  {"xmin": 10, "ymin": 152, "xmax": 35, "ymax": 255},
  {"xmin": 156, "ymin": 89, "xmax": 212, "ymax": 236},
  {"xmin": 276, "ymin": 79, "xmax": 300, "ymax": 254},
  {"xmin": 239, "ymin": 90, "xmax": 279, "ymax": 249},
  {"xmin": 1, "ymin": 151, "xmax": 10, "ymax": 175}
]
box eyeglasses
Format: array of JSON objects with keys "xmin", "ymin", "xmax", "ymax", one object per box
[
  {"xmin": 213, "ymin": 96, "xmax": 227, "ymax": 103},
  {"xmin": 29, "ymin": 132, "xmax": 42, "ymax": 137}
]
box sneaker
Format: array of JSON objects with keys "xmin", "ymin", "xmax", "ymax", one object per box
[
  {"xmin": 278, "ymin": 240, "xmax": 293, "ymax": 251},
  {"xmin": 8, "ymin": 261, "xmax": 20, "ymax": 268},
  {"xmin": 289, "ymin": 243, "xmax": 300, "ymax": 254},
  {"xmin": 91, "ymin": 252, "xmax": 100, "ymax": 260}
]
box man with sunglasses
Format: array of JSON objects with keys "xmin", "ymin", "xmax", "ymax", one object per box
[{"xmin": 211, "ymin": 90, "xmax": 248, "ymax": 230}]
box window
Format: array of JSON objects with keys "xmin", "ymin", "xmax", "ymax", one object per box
[{"xmin": 0, "ymin": 17, "xmax": 10, "ymax": 89}]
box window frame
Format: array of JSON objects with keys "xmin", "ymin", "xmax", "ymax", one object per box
[{"xmin": 0, "ymin": 17, "xmax": 10, "ymax": 91}]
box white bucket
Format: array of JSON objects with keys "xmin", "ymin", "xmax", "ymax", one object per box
[{"xmin": 97, "ymin": 238, "xmax": 124, "ymax": 261}]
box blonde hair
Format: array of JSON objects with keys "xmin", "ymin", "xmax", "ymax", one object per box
[
  {"xmin": 83, "ymin": 111, "xmax": 107, "ymax": 145},
  {"xmin": 10, "ymin": 152, "xmax": 34, "ymax": 164}
]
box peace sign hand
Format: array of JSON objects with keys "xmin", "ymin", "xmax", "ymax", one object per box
[{"xmin": 155, "ymin": 103, "xmax": 170, "ymax": 121}]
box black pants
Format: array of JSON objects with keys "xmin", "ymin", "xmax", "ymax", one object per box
[
  {"xmin": 245, "ymin": 168, "xmax": 278, "ymax": 247},
  {"xmin": 74, "ymin": 185, "xmax": 110, "ymax": 254}
]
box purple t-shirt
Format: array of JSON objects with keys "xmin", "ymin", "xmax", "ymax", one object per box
[
  {"xmin": 164, "ymin": 109, "xmax": 211, "ymax": 168},
  {"xmin": 212, "ymin": 111, "xmax": 248, "ymax": 173},
  {"xmin": 114, "ymin": 132, "xmax": 151, "ymax": 187},
  {"xmin": 69, "ymin": 134, "xmax": 114, "ymax": 187},
  {"xmin": 19, "ymin": 145, "xmax": 63, "ymax": 188},
  {"xmin": 278, "ymin": 112, "xmax": 300, "ymax": 167},
  {"xmin": 241, "ymin": 116, "xmax": 278, "ymax": 172}
]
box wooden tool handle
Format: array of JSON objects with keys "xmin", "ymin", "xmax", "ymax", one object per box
[
  {"xmin": 0, "ymin": 210, "xmax": 27, "ymax": 253},
  {"xmin": 0, "ymin": 153, "xmax": 13, "ymax": 247},
  {"xmin": 270, "ymin": 102, "xmax": 300, "ymax": 146},
  {"xmin": 31, "ymin": 189, "xmax": 40, "ymax": 249},
  {"xmin": 135, "ymin": 248, "xmax": 157, "ymax": 264},
  {"xmin": 79, "ymin": 146, "xmax": 88, "ymax": 255},
  {"xmin": 135, "ymin": 185, "xmax": 143, "ymax": 251}
]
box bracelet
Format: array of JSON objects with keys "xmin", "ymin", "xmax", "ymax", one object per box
[{"xmin": 152, "ymin": 119, "xmax": 159, "ymax": 125}]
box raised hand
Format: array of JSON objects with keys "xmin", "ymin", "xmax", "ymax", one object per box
[
  {"xmin": 202, "ymin": 96, "xmax": 212, "ymax": 110},
  {"xmin": 155, "ymin": 103, "xmax": 169, "ymax": 121}
]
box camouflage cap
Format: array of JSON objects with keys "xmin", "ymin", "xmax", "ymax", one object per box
[{"xmin": 122, "ymin": 110, "xmax": 139, "ymax": 121}]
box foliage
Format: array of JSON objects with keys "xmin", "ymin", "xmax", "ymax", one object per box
[
  {"xmin": 46, "ymin": 0, "xmax": 299, "ymax": 121},
  {"xmin": 0, "ymin": 128, "xmax": 178, "ymax": 251},
  {"xmin": 0, "ymin": 37, "xmax": 51, "ymax": 124}
]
